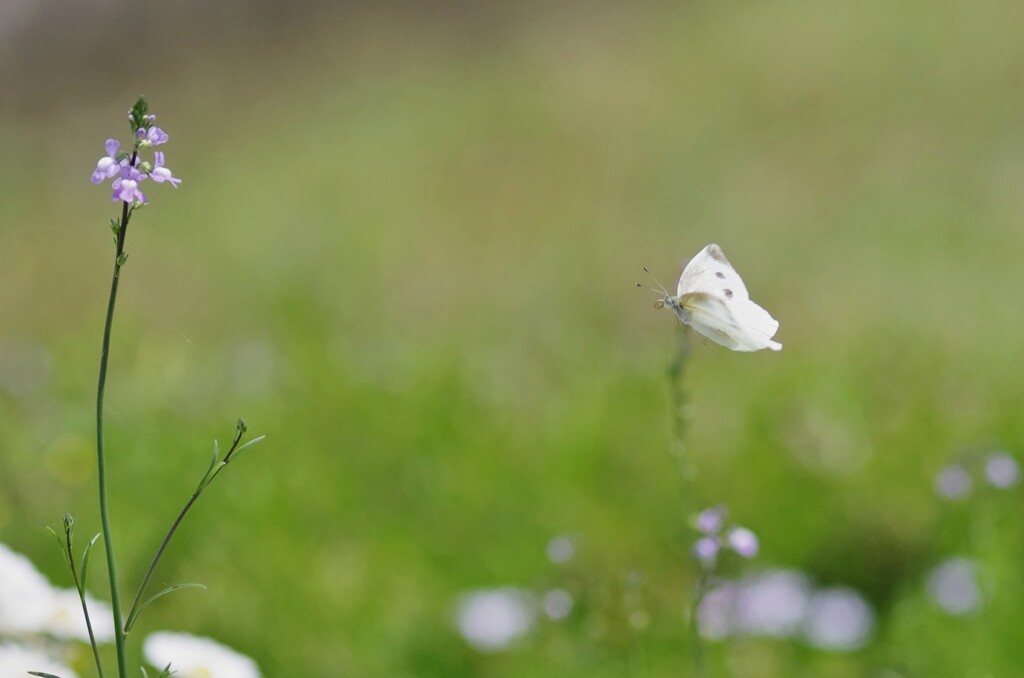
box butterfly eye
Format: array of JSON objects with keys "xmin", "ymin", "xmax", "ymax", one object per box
[{"xmin": 654, "ymin": 300, "xmax": 664, "ymax": 309}]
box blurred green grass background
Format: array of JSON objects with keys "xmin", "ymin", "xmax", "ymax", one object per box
[{"xmin": 2, "ymin": 0, "xmax": 1024, "ymax": 675}]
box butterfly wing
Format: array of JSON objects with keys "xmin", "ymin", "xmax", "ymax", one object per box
[
  {"xmin": 678, "ymin": 292, "xmax": 746, "ymax": 351},
  {"xmin": 677, "ymin": 244, "xmax": 749, "ymax": 300},
  {"xmin": 681, "ymin": 292, "xmax": 782, "ymax": 352},
  {"xmin": 676, "ymin": 244, "xmax": 782, "ymax": 352}
]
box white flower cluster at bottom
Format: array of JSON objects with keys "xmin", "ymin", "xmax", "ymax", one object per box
[{"xmin": 0, "ymin": 541, "xmax": 260, "ymax": 677}]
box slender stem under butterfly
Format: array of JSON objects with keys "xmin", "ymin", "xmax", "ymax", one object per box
[{"xmin": 688, "ymin": 569, "xmax": 710, "ymax": 678}]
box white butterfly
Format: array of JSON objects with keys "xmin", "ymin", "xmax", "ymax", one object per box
[{"xmin": 645, "ymin": 244, "xmax": 782, "ymax": 352}]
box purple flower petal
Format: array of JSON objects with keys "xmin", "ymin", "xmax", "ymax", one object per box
[
  {"xmin": 727, "ymin": 527, "xmax": 759, "ymax": 558},
  {"xmin": 696, "ymin": 507, "xmax": 726, "ymax": 534},
  {"xmin": 144, "ymin": 127, "xmax": 169, "ymax": 146},
  {"xmin": 692, "ymin": 536, "xmax": 720, "ymax": 566},
  {"xmin": 91, "ymin": 157, "xmax": 116, "ymax": 184},
  {"xmin": 104, "ymin": 138, "xmax": 119, "ymax": 157}
]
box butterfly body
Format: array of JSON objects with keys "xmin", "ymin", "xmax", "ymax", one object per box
[{"xmin": 660, "ymin": 244, "xmax": 782, "ymax": 352}]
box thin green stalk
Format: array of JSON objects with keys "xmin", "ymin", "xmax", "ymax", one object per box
[
  {"xmin": 96, "ymin": 187, "xmax": 135, "ymax": 678},
  {"xmin": 667, "ymin": 332, "xmax": 693, "ymax": 492},
  {"xmin": 125, "ymin": 425, "xmax": 255, "ymax": 632},
  {"xmin": 667, "ymin": 331, "xmax": 708, "ymax": 674},
  {"xmin": 64, "ymin": 526, "xmax": 105, "ymax": 678}
]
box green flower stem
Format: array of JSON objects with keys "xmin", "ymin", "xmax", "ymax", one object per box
[
  {"xmin": 668, "ymin": 333, "xmax": 693, "ymax": 490},
  {"xmin": 667, "ymin": 332, "xmax": 705, "ymax": 671},
  {"xmin": 96, "ymin": 166, "xmax": 136, "ymax": 678}
]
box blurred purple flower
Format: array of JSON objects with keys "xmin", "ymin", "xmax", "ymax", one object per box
[
  {"xmin": 112, "ymin": 165, "xmax": 147, "ymax": 204},
  {"xmin": 698, "ymin": 570, "xmax": 811, "ymax": 640},
  {"xmin": 927, "ymin": 557, "xmax": 980, "ymax": 616},
  {"xmin": 734, "ymin": 570, "xmax": 811, "ymax": 638},
  {"xmin": 91, "ymin": 139, "xmax": 122, "ymax": 184},
  {"xmin": 696, "ymin": 507, "xmax": 726, "ymax": 534},
  {"xmin": 696, "ymin": 582, "xmax": 736, "ymax": 639},
  {"xmin": 727, "ymin": 527, "xmax": 759, "ymax": 558},
  {"xmin": 984, "ymin": 452, "xmax": 1019, "ymax": 489},
  {"xmin": 545, "ymin": 536, "xmax": 575, "ymax": 564},
  {"xmin": 803, "ymin": 587, "xmax": 874, "ymax": 651},
  {"xmin": 934, "ymin": 465, "xmax": 972, "ymax": 500},
  {"xmin": 456, "ymin": 588, "xmax": 535, "ymax": 652},
  {"xmin": 150, "ymin": 151, "xmax": 181, "ymax": 187},
  {"xmin": 692, "ymin": 536, "xmax": 720, "ymax": 566},
  {"xmin": 541, "ymin": 588, "xmax": 573, "ymax": 620},
  {"xmin": 698, "ymin": 569, "xmax": 875, "ymax": 652}
]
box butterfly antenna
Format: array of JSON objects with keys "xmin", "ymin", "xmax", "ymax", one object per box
[{"xmin": 639, "ymin": 267, "xmax": 670, "ymax": 296}]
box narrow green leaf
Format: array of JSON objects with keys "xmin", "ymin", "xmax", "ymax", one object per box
[
  {"xmin": 80, "ymin": 533, "xmax": 102, "ymax": 590},
  {"xmin": 43, "ymin": 524, "xmax": 65, "ymax": 551},
  {"xmin": 42, "ymin": 525, "xmax": 72, "ymax": 570},
  {"xmin": 125, "ymin": 583, "xmax": 206, "ymax": 633},
  {"xmin": 195, "ymin": 442, "xmax": 220, "ymax": 493},
  {"xmin": 229, "ymin": 434, "xmax": 266, "ymax": 462},
  {"xmin": 29, "ymin": 672, "xmax": 64, "ymax": 678}
]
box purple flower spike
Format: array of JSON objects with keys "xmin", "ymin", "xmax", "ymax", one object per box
[
  {"xmin": 91, "ymin": 139, "xmax": 122, "ymax": 184},
  {"xmin": 149, "ymin": 151, "xmax": 181, "ymax": 187},
  {"xmin": 141, "ymin": 127, "xmax": 169, "ymax": 146},
  {"xmin": 727, "ymin": 527, "xmax": 759, "ymax": 558},
  {"xmin": 112, "ymin": 165, "xmax": 147, "ymax": 204}
]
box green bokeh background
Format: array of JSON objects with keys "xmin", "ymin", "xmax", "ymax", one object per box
[{"xmin": 2, "ymin": 1, "xmax": 1024, "ymax": 675}]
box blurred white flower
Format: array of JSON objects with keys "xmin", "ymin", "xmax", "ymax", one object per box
[
  {"xmin": 0, "ymin": 643, "xmax": 79, "ymax": 678},
  {"xmin": 46, "ymin": 589, "xmax": 115, "ymax": 642},
  {"xmin": 803, "ymin": 587, "xmax": 874, "ymax": 651},
  {"xmin": 934, "ymin": 465, "xmax": 972, "ymax": 500},
  {"xmin": 455, "ymin": 588, "xmax": 535, "ymax": 652},
  {"xmin": 984, "ymin": 452, "xmax": 1020, "ymax": 489},
  {"xmin": 545, "ymin": 536, "xmax": 575, "ymax": 564},
  {"xmin": 143, "ymin": 631, "xmax": 261, "ymax": 678},
  {"xmin": 542, "ymin": 588, "xmax": 573, "ymax": 620},
  {"xmin": 0, "ymin": 543, "xmax": 57, "ymax": 634},
  {"xmin": 927, "ymin": 557, "xmax": 980, "ymax": 616}
]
